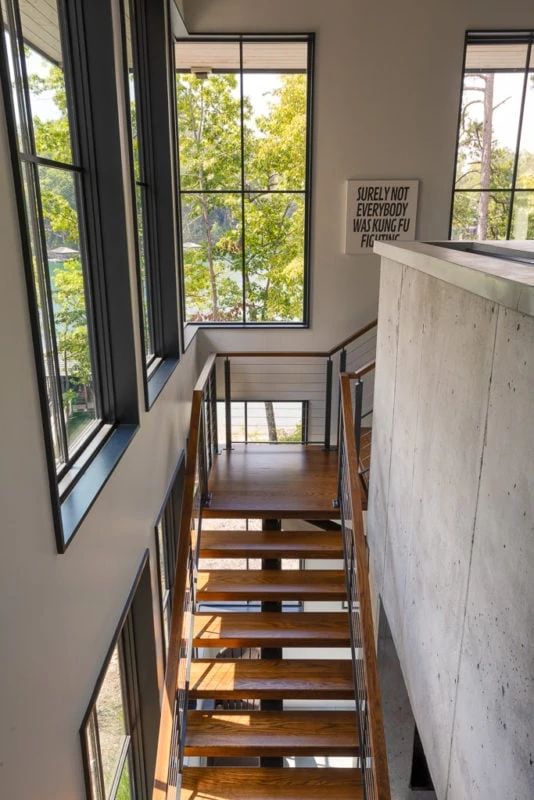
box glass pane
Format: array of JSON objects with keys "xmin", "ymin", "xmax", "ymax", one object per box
[
  {"xmin": 511, "ymin": 192, "xmax": 534, "ymax": 239},
  {"xmin": 116, "ymin": 758, "xmax": 133, "ymax": 800},
  {"xmin": 181, "ymin": 193, "xmax": 243, "ymax": 321},
  {"xmin": 94, "ymin": 646, "xmax": 128, "ymax": 798},
  {"xmin": 243, "ymin": 45, "xmax": 307, "ymax": 191},
  {"xmin": 451, "ymin": 191, "xmax": 511, "ymax": 240},
  {"xmin": 21, "ymin": 161, "xmax": 66, "ymax": 466},
  {"xmin": 455, "ymin": 72, "xmax": 523, "ymax": 191},
  {"xmin": 19, "ymin": 0, "xmax": 74, "ymax": 163},
  {"xmin": 465, "ymin": 43, "xmax": 528, "ymax": 71},
  {"xmin": 156, "ymin": 521, "xmax": 167, "ymax": 597},
  {"xmin": 244, "ymin": 192, "xmax": 304, "ymax": 322},
  {"xmin": 135, "ymin": 185, "xmax": 153, "ymax": 359},
  {"xmin": 516, "ymin": 74, "xmax": 534, "ymax": 189},
  {"xmin": 40, "ymin": 165, "xmax": 99, "ymax": 451},
  {"xmin": 176, "ymin": 62, "xmax": 242, "ymax": 191}
]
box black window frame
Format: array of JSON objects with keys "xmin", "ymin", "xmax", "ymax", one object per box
[
  {"xmin": 154, "ymin": 451, "xmax": 185, "ymax": 666},
  {"xmin": 450, "ymin": 29, "xmax": 534, "ymax": 242},
  {"xmin": 0, "ymin": 0, "xmax": 141, "ymax": 551},
  {"xmin": 80, "ymin": 551, "xmax": 159, "ymax": 800},
  {"xmin": 174, "ymin": 33, "xmax": 315, "ymax": 331},
  {"xmin": 119, "ymin": 0, "xmax": 181, "ymax": 409}
]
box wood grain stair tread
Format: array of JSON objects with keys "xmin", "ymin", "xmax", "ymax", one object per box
[
  {"xmin": 192, "ymin": 612, "xmax": 350, "ymax": 648},
  {"xmin": 197, "ymin": 570, "xmax": 346, "ymax": 601},
  {"xmin": 185, "ymin": 710, "xmax": 359, "ymax": 756},
  {"xmin": 199, "ymin": 530, "xmax": 343, "ymax": 559},
  {"xmin": 180, "ymin": 767, "xmax": 363, "ymax": 799},
  {"xmin": 189, "ymin": 659, "xmax": 354, "ymax": 699}
]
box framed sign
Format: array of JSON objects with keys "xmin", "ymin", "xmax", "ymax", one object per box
[{"xmin": 345, "ymin": 179, "xmax": 419, "ymax": 254}]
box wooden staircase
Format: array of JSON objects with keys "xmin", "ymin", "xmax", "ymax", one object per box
[{"xmin": 180, "ymin": 526, "xmax": 364, "ymax": 799}]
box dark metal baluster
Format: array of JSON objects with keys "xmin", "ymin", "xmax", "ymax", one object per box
[
  {"xmin": 224, "ymin": 357, "xmax": 232, "ymax": 450},
  {"xmin": 324, "ymin": 357, "xmax": 333, "ymax": 449}
]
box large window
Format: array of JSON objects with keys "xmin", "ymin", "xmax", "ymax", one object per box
[
  {"xmin": 155, "ymin": 453, "xmax": 185, "ymax": 662},
  {"xmin": 81, "ymin": 554, "xmax": 158, "ymax": 800},
  {"xmin": 451, "ymin": 32, "xmax": 534, "ymax": 241},
  {"xmin": 0, "ymin": 0, "xmax": 139, "ymax": 548},
  {"xmin": 175, "ymin": 36, "xmax": 313, "ymax": 325},
  {"xmin": 1, "ymin": 0, "xmax": 101, "ymax": 467},
  {"xmin": 120, "ymin": 0, "xmax": 180, "ymax": 405}
]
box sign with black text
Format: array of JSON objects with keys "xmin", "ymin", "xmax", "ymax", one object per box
[{"xmin": 345, "ymin": 179, "xmax": 419, "ymax": 254}]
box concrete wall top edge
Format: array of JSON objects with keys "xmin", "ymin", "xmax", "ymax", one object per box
[{"xmin": 374, "ymin": 240, "xmax": 534, "ymax": 318}]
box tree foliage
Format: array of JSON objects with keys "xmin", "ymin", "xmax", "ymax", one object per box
[
  {"xmin": 452, "ymin": 72, "xmax": 534, "ymax": 240},
  {"xmin": 177, "ymin": 71, "xmax": 307, "ymax": 322}
]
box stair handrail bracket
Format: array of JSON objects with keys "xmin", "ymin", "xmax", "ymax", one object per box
[
  {"xmin": 339, "ymin": 373, "xmax": 391, "ymax": 800},
  {"xmin": 153, "ymin": 354, "xmax": 218, "ymax": 800}
]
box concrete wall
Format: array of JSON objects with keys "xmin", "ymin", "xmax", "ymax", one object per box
[
  {"xmin": 368, "ymin": 257, "xmax": 534, "ymax": 799},
  {"xmin": 187, "ymin": 0, "xmax": 534, "ymax": 357}
]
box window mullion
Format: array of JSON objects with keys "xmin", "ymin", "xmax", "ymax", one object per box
[
  {"xmin": 239, "ymin": 38, "xmax": 246, "ymax": 324},
  {"xmin": 506, "ymin": 40, "xmax": 532, "ymax": 239}
]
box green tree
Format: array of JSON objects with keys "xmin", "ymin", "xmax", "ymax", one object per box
[{"xmin": 176, "ymin": 71, "xmax": 307, "ymax": 322}]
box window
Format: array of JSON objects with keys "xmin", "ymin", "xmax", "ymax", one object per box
[
  {"xmin": 81, "ymin": 553, "xmax": 159, "ymax": 800},
  {"xmin": 155, "ymin": 453, "xmax": 185, "ymax": 661},
  {"xmin": 175, "ymin": 35, "xmax": 313, "ymax": 325},
  {"xmin": 119, "ymin": 0, "xmax": 180, "ymax": 406},
  {"xmin": 1, "ymin": 0, "xmax": 101, "ymax": 468},
  {"xmin": 0, "ymin": 0, "xmax": 139, "ymax": 549},
  {"xmin": 451, "ymin": 31, "xmax": 534, "ymax": 241}
]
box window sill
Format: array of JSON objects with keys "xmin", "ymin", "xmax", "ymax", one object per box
[
  {"xmin": 146, "ymin": 357, "xmax": 180, "ymax": 409},
  {"xmin": 59, "ymin": 423, "xmax": 138, "ymax": 551}
]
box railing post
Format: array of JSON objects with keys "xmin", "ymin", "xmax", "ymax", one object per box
[
  {"xmin": 210, "ymin": 364, "xmax": 218, "ymax": 455},
  {"xmin": 354, "ymin": 379, "xmax": 363, "ymax": 460},
  {"xmin": 224, "ymin": 357, "xmax": 232, "ymax": 450},
  {"xmin": 324, "ymin": 357, "xmax": 333, "ymax": 449},
  {"xmin": 336, "ymin": 348, "xmax": 347, "ymax": 448}
]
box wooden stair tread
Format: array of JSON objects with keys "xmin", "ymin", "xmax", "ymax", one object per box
[
  {"xmin": 197, "ymin": 570, "xmax": 346, "ymax": 601},
  {"xmin": 180, "ymin": 767, "xmax": 363, "ymax": 799},
  {"xmin": 193, "ymin": 612, "xmax": 350, "ymax": 647},
  {"xmin": 185, "ymin": 710, "xmax": 359, "ymax": 756},
  {"xmin": 189, "ymin": 659, "xmax": 354, "ymax": 699},
  {"xmin": 199, "ymin": 530, "xmax": 343, "ymax": 559}
]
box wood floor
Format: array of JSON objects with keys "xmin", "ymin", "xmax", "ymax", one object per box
[{"xmin": 204, "ymin": 444, "xmax": 340, "ymax": 519}]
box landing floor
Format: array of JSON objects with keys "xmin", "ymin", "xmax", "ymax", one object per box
[{"xmin": 204, "ymin": 444, "xmax": 340, "ymax": 520}]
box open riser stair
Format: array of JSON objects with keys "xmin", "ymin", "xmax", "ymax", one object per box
[{"xmin": 182, "ymin": 524, "xmax": 363, "ymax": 799}]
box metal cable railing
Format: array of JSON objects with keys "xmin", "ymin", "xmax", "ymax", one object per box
[
  {"xmin": 339, "ymin": 373, "xmax": 390, "ymax": 800},
  {"xmin": 153, "ymin": 355, "xmax": 217, "ymax": 800}
]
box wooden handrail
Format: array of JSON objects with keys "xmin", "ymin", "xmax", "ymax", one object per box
[
  {"xmin": 153, "ymin": 389, "xmax": 203, "ymax": 800},
  {"xmin": 216, "ymin": 319, "xmax": 378, "ymax": 360},
  {"xmin": 194, "ymin": 352, "xmax": 217, "ymax": 391},
  {"xmin": 342, "ymin": 359, "xmax": 376, "ymax": 381},
  {"xmin": 340, "ymin": 374, "xmax": 390, "ymax": 800},
  {"xmin": 327, "ymin": 318, "xmax": 377, "ymax": 357}
]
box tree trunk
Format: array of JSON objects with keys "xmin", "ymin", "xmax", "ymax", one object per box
[
  {"xmin": 265, "ymin": 401, "xmax": 278, "ymax": 442},
  {"xmin": 477, "ymin": 73, "xmax": 494, "ymax": 240}
]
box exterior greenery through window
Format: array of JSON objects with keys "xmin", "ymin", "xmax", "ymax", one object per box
[
  {"xmin": 175, "ymin": 37, "xmax": 312, "ymax": 324},
  {"xmin": 1, "ymin": 0, "xmax": 102, "ymax": 471},
  {"xmin": 451, "ymin": 32, "xmax": 534, "ymax": 240}
]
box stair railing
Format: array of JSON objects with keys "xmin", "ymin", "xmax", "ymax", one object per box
[
  {"xmin": 339, "ymin": 371, "xmax": 391, "ymax": 800},
  {"xmin": 153, "ymin": 354, "xmax": 217, "ymax": 800},
  {"xmin": 217, "ymin": 318, "xmax": 377, "ymax": 450}
]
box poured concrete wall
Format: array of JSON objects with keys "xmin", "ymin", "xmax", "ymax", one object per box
[{"xmin": 368, "ymin": 257, "xmax": 534, "ymax": 800}]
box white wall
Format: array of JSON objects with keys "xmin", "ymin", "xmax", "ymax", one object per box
[
  {"xmin": 368, "ymin": 256, "xmax": 534, "ymax": 800},
  {"xmin": 187, "ymin": 0, "xmax": 534, "ymax": 358},
  {"xmin": 0, "ymin": 57, "xmax": 200, "ymax": 800}
]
